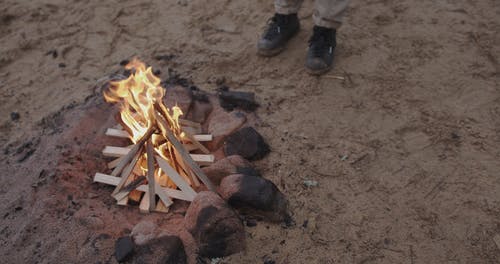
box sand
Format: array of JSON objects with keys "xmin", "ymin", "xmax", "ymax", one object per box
[{"xmin": 1, "ymin": 0, "xmax": 499, "ymax": 263}]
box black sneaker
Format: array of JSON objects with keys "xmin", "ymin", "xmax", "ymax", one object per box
[
  {"xmin": 257, "ymin": 13, "xmax": 300, "ymax": 57},
  {"xmin": 306, "ymin": 26, "xmax": 337, "ymax": 75}
]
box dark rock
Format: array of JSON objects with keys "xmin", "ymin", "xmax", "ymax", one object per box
[
  {"xmin": 10, "ymin": 112, "xmax": 20, "ymax": 121},
  {"xmin": 185, "ymin": 191, "xmax": 245, "ymax": 258},
  {"xmin": 134, "ymin": 235, "xmax": 187, "ymax": 264},
  {"xmin": 58, "ymin": 63, "xmax": 66, "ymax": 68},
  {"xmin": 163, "ymin": 69, "xmax": 191, "ymax": 87},
  {"xmin": 218, "ymin": 174, "xmax": 289, "ymax": 222},
  {"xmin": 154, "ymin": 54, "xmax": 176, "ymax": 61},
  {"xmin": 115, "ymin": 236, "xmax": 135, "ymax": 262},
  {"xmin": 202, "ymin": 155, "xmax": 259, "ymax": 185},
  {"xmin": 218, "ymin": 90, "xmax": 259, "ymax": 112},
  {"xmin": 163, "ymin": 85, "xmax": 193, "ymax": 115},
  {"xmin": 245, "ymin": 218, "xmax": 257, "ymax": 227},
  {"xmin": 45, "ymin": 49, "xmax": 58, "ymax": 58},
  {"xmin": 223, "ymin": 127, "xmax": 270, "ymax": 160}
]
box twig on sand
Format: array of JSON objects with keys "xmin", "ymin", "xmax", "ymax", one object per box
[
  {"xmin": 323, "ymin": 75, "xmax": 345, "ymax": 80},
  {"xmin": 310, "ymin": 169, "xmax": 339, "ymax": 178}
]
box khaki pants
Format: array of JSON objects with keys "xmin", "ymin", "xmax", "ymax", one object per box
[{"xmin": 275, "ymin": 0, "xmax": 349, "ymax": 29}]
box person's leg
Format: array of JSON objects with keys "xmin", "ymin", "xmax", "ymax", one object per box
[
  {"xmin": 306, "ymin": 0, "xmax": 349, "ymax": 75},
  {"xmin": 274, "ymin": 0, "xmax": 303, "ymax": 15},
  {"xmin": 313, "ymin": 0, "xmax": 348, "ymax": 29},
  {"xmin": 256, "ymin": 0, "xmax": 303, "ymax": 57}
]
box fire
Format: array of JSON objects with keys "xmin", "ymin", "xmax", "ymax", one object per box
[
  {"xmin": 103, "ymin": 58, "xmax": 182, "ymax": 143},
  {"xmin": 94, "ymin": 58, "xmax": 215, "ymax": 213},
  {"xmin": 104, "ymin": 58, "xmax": 186, "ymax": 189}
]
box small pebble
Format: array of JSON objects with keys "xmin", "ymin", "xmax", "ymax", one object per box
[
  {"xmin": 246, "ymin": 218, "xmax": 257, "ymax": 227},
  {"xmin": 10, "ymin": 112, "xmax": 20, "ymax": 121},
  {"xmin": 303, "ymin": 180, "xmax": 318, "ymax": 187},
  {"xmin": 263, "ymin": 258, "xmax": 275, "ymax": 264},
  {"xmin": 58, "ymin": 63, "xmax": 66, "ymax": 68}
]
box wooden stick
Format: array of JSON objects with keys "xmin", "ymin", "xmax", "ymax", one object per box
[
  {"xmin": 155, "ymin": 155, "xmax": 197, "ymax": 200},
  {"xmin": 174, "ymin": 147, "xmax": 200, "ymax": 187},
  {"xmin": 154, "ymin": 181, "xmax": 173, "ymax": 207},
  {"xmin": 110, "ymin": 126, "xmax": 154, "ymax": 177},
  {"xmin": 146, "ymin": 139, "xmax": 156, "ymax": 212},
  {"xmin": 183, "ymin": 144, "xmax": 197, "ymax": 152},
  {"xmin": 190, "ymin": 154, "xmax": 214, "ymax": 163},
  {"xmin": 182, "ymin": 131, "xmax": 210, "ymax": 154},
  {"xmin": 169, "ymin": 147, "xmax": 193, "ymax": 186},
  {"xmin": 193, "ymin": 134, "xmax": 212, "ymax": 142},
  {"xmin": 107, "ymin": 157, "xmax": 123, "ymax": 169},
  {"xmin": 154, "ymin": 107, "xmax": 216, "ymax": 191},
  {"xmin": 104, "ymin": 146, "xmax": 213, "ymax": 163},
  {"xmin": 181, "ymin": 126, "xmax": 201, "ymax": 135},
  {"xmin": 155, "ymin": 200, "xmax": 169, "ymax": 213},
  {"xmin": 106, "ymin": 127, "xmax": 211, "ymax": 143},
  {"xmin": 179, "ymin": 119, "xmax": 201, "ymax": 129},
  {"xmin": 139, "ymin": 190, "xmax": 151, "ymax": 213},
  {"xmin": 103, "ymin": 146, "xmax": 130, "ymax": 157},
  {"xmin": 105, "ymin": 128, "xmax": 129, "ymax": 138},
  {"xmin": 94, "ymin": 173, "xmax": 192, "ymax": 201},
  {"xmin": 113, "ymin": 176, "xmax": 146, "ymax": 201},
  {"xmin": 111, "ymin": 151, "xmax": 141, "ymax": 196},
  {"xmin": 117, "ymin": 196, "xmax": 128, "ymax": 206}
]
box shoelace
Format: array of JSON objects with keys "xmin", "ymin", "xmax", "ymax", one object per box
[
  {"xmin": 308, "ymin": 27, "xmax": 335, "ymax": 57},
  {"xmin": 263, "ymin": 14, "xmax": 290, "ymax": 40}
]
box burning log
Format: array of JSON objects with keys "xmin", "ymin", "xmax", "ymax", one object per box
[
  {"xmin": 93, "ymin": 58, "xmax": 216, "ymax": 213},
  {"xmin": 146, "ymin": 139, "xmax": 156, "ymax": 212}
]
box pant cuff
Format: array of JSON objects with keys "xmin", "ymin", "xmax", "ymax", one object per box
[
  {"xmin": 313, "ymin": 14, "xmax": 342, "ymax": 29},
  {"xmin": 275, "ymin": 6, "xmax": 301, "ymax": 15}
]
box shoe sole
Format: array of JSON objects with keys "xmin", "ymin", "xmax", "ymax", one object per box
[
  {"xmin": 305, "ymin": 65, "xmax": 332, "ymax": 75},
  {"xmin": 257, "ymin": 46, "xmax": 286, "ymax": 57}
]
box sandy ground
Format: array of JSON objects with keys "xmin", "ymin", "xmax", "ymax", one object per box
[{"xmin": 1, "ymin": 0, "xmax": 500, "ymax": 263}]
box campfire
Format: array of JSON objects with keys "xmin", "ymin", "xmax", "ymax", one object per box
[{"xmin": 93, "ymin": 58, "xmax": 216, "ymax": 213}]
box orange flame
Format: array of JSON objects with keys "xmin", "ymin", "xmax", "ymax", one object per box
[{"xmin": 104, "ymin": 58, "xmax": 182, "ymax": 142}]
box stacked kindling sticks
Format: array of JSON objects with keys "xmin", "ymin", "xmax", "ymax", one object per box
[{"xmin": 93, "ymin": 103, "xmax": 216, "ymax": 213}]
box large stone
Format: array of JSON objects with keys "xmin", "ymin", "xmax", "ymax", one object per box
[
  {"xmin": 207, "ymin": 110, "xmax": 246, "ymax": 150},
  {"xmin": 133, "ymin": 235, "xmax": 187, "ymax": 264},
  {"xmin": 163, "ymin": 85, "xmax": 193, "ymax": 115},
  {"xmin": 115, "ymin": 236, "xmax": 135, "ymax": 262},
  {"xmin": 202, "ymin": 155, "xmax": 260, "ymax": 185},
  {"xmin": 184, "ymin": 191, "xmax": 245, "ymax": 258},
  {"xmin": 131, "ymin": 220, "xmax": 158, "ymax": 246},
  {"xmin": 218, "ymin": 174, "xmax": 289, "ymax": 222},
  {"xmin": 223, "ymin": 127, "xmax": 270, "ymax": 160},
  {"xmin": 187, "ymin": 100, "xmax": 213, "ymax": 124}
]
